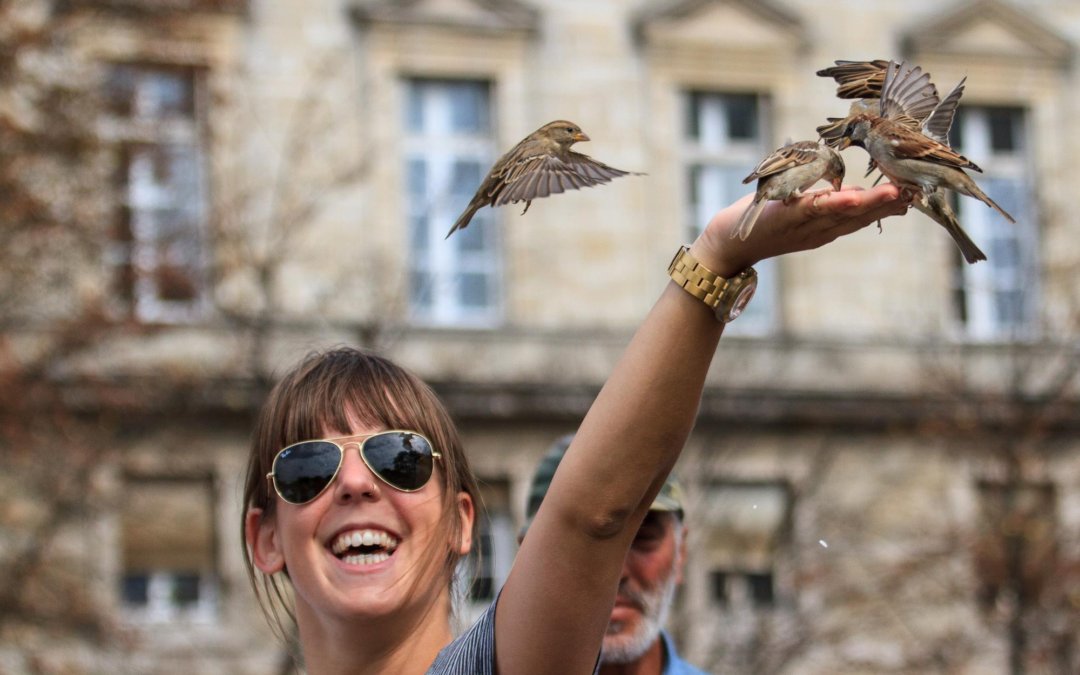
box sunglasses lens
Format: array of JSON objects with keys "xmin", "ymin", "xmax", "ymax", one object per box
[
  {"xmin": 363, "ymin": 432, "xmax": 434, "ymax": 491},
  {"xmin": 274, "ymin": 441, "xmax": 342, "ymax": 504}
]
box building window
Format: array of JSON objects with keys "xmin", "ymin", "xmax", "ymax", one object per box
[
  {"xmin": 404, "ymin": 79, "xmax": 501, "ymax": 327},
  {"xmin": 120, "ymin": 474, "xmax": 218, "ymax": 623},
  {"xmin": 949, "ymin": 106, "xmax": 1037, "ymax": 341},
  {"xmin": 703, "ymin": 482, "xmax": 789, "ymax": 612},
  {"xmin": 684, "ymin": 91, "xmax": 777, "ymax": 335},
  {"xmin": 104, "ymin": 64, "xmax": 210, "ymax": 323}
]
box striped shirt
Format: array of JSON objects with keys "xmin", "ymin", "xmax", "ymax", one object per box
[
  {"xmin": 427, "ymin": 598, "xmax": 601, "ymax": 674},
  {"xmin": 426, "ymin": 600, "xmax": 498, "ymax": 674}
]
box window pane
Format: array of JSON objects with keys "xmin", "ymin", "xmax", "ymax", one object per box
[
  {"xmin": 449, "ymin": 81, "xmax": 490, "ymax": 133},
  {"xmin": 121, "ymin": 574, "xmax": 150, "ymax": 606},
  {"xmin": 747, "ymin": 572, "xmax": 775, "ymax": 607},
  {"xmin": 458, "ymin": 272, "xmax": 490, "ymax": 307},
  {"xmin": 725, "ymin": 94, "xmax": 758, "ymax": 140},
  {"xmin": 407, "ymin": 158, "xmax": 427, "ymax": 197},
  {"xmin": 172, "ymin": 573, "xmax": 202, "ymax": 607},
  {"xmin": 988, "ymin": 108, "xmax": 1022, "ymax": 153},
  {"xmin": 406, "ymin": 84, "xmax": 425, "ymax": 132}
]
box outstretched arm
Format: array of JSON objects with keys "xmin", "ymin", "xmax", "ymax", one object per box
[{"xmin": 496, "ymin": 185, "xmax": 908, "ymax": 674}]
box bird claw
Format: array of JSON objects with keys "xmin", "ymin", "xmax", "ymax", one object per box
[{"xmin": 520, "ymin": 200, "xmax": 532, "ymax": 216}]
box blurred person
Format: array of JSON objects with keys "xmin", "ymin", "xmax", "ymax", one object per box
[{"xmin": 521, "ymin": 436, "xmax": 708, "ymax": 675}]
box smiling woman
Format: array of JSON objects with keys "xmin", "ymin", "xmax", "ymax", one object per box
[{"xmin": 239, "ymin": 184, "xmax": 908, "ymax": 675}]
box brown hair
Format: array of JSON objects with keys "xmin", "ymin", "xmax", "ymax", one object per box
[{"xmin": 240, "ymin": 346, "xmax": 480, "ymax": 643}]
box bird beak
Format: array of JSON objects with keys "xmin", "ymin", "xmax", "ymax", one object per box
[
  {"xmin": 836, "ymin": 137, "xmax": 852, "ymax": 151},
  {"xmin": 572, "ymin": 131, "xmax": 590, "ymax": 143},
  {"xmin": 831, "ymin": 176, "xmax": 844, "ymax": 192}
]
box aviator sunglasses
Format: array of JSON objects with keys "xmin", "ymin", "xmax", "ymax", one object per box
[{"xmin": 267, "ymin": 430, "xmax": 441, "ymax": 504}]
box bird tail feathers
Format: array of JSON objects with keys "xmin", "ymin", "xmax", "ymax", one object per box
[
  {"xmin": 732, "ymin": 197, "xmax": 768, "ymax": 241},
  {"xmin": 446, "ymin": 205, "xmax": 480, "ymax": 239}
]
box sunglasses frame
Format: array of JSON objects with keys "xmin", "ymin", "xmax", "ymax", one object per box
[{"xmin": 266, "ymin": 429, "xmax": 442, "ymax": 504}]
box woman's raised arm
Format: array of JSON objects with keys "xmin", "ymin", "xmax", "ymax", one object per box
[{"xmin": 494, "ymin": 185, "xmax": 908, "ymax": 674}]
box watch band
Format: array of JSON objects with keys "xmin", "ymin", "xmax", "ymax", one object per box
[{"xmin": 667, "ymin": 246, "xmax": 757, "ymax": 323}]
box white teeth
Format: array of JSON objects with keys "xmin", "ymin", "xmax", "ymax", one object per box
[
  {"xmin": 341, "ymin": 552, "xmax": 391, "ymax": 566},
  {"xmin": 330, "ymin": 529, "xmax": 399, "ymax": 556}
]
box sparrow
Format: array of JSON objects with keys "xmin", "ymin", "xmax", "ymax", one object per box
[
  {"xmin": 733, "ymin": 140, "xmax": 846, "ymax": 240},
  {"xmin": 837, "ymin": 61, "xmax": 1014, "ymax": 226},
  {"xmin": 446, "ymin": 120, "xmax": 640, "ymax": 237}
]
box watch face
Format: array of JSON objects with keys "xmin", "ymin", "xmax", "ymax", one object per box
[{"xmin": 727, "ymin": 280, "xmax": 757, "ymax": 321}]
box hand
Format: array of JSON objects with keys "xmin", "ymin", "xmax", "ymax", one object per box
[{"xmin": 691, "ymin": 184, "xmax": 909, "ymax": 277}]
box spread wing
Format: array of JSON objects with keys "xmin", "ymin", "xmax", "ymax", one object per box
[
  {"xmin": 877, "ymin": 119, "xmax": 981, "ymax": 171},
  {"xmin": 920, "ymin": 77, "xmax": 966, "ymax": 145},
  {"xmin": 879, "ymin": 61, "xmax": 940, "ymax": 123},
  {"xmin": 743, "ymin": 141, "xmax": 822, "ymax": 183},
  {"xmin": 816, "ymin": 59, "xmax": 892, "ymax": 99},
  {"xmin": 493, "ymin": 151, "xmax": 633, "ymax": 206}
]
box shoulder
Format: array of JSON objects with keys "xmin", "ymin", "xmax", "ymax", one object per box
[
  {"xmin": 426, "ymin": 601, "xmax": 498, "ymax": 675},
  {"xmin": 661, "ymin": 630, "xmax": 712, "ymax": 675}
]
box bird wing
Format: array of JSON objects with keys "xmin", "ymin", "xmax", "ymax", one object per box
[
  {"xmin": 920, "ymin": 77, "xmax": 966, "ymax": 145},
  {"xmin": 816, "ymin": 60, "xmax": 892, "ymax": 99},
  {"xmin": 879, "ymin": 61, "xmax": 940, "ymax": 123},
  {"xmin": 493, "ymin": 152, "xmax": 632, "ymax": 206},
  {"xmin": 743, "ymin": 141, "xmax": 822, "ymax": 183},
  {"xmin": 876, "ymin": 118, "xmax": 982, "ymax": 171}
]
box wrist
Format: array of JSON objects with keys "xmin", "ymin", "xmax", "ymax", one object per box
[
  {"xmin": 667, "ymin": 246, "xmax": 758, "ymax": 324},
  {"xmin": 688, "ymin": 236, "xmax": 752, "ymax": 280}
]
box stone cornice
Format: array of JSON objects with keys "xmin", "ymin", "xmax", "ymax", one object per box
[{"xmin": 349, "ymin": 0, "xmax": 539, "ymax": 36}]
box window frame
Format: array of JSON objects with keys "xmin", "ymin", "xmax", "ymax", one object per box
[
  {"xmin": 402, "ymin": 77, "xmax": 503, "ymax": 328},
  {"xmin": 102, "ymin": 62, "xmax": 212, "ymax": 324},
  {"xmin": 949, "ymin": 105, "xmax": 1039, "ymax": 342}
]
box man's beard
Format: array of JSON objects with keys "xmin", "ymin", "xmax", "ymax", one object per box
[{"xmin": 601, "ymin": 568, "xmax": 679, "ymax": 665}]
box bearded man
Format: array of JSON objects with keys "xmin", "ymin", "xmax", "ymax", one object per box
[{"xmin": 520, "ymin": 436, "xmax": 709, "ymax": 675}]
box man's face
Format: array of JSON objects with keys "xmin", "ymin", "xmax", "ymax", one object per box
[{"xmin": 603, "ymin": 510, "xmax": 685, "ymax": 664}]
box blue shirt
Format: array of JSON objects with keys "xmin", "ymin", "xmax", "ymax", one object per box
[{"xmin": 661, "ymin": 629, "xmax": 711, "ymax": 675}]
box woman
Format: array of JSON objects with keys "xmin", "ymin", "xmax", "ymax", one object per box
[{"xmin": 242, "ymin": 185, "xmax": 907, "ymax": 674}]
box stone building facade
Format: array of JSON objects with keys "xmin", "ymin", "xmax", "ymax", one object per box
[{"xmin": 3, "ymin": 0, "xmax": 1080, "ymax": 673}]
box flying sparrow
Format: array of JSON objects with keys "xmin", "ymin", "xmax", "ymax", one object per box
[
  {"xmin": 446, "ymin": 120, "xmax": 640, "ymax": 237},
  {"xmin": 733, "ymin": 140, "xmax": 846, "ymax": 240},
  {"xmin": 837, "ymin": 61, "xmax": 1014, "ymax": 225}
]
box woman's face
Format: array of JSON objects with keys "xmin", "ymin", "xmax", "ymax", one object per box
[{"xmin": 247, "ymin": 413, "xmax": 474, "ymax": 624}]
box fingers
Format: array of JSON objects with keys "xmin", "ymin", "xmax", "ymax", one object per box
[{"xmin": 695, "ymin": 183, "xmax": 912, "ymax": 273}]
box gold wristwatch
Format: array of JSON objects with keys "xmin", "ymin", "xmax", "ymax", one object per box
[{"xmin": 667, "ymin": 246, "xmax": 757, "ymax": 323}]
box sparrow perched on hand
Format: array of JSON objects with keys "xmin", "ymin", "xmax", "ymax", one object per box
[
  {"xmin": 837, "ymin": 61, "xmax": 1014, "ymax": 226},
  {"xmin": 733, "ymin": 140, "xmax": 846, "ymax": 240},
  {"xmin": 446, "ymin": 120, "xmax": 640, "ymax": 238}
]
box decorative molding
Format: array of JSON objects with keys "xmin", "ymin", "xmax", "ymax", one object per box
[
  {"xmin": 350, "ymin": 0, "xmax": 539, "ymax": 36},
  {"xmin": 633, "ymin": 0, "xmax": 805, "ymax": 50},
  {"xmin": 903, "ymin": 0, "xmax": 1072, "ymax": 66}
]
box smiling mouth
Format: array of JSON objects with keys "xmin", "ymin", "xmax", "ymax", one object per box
[{"xmin": 330, "ymin": 529, "xmax": 400, "ymax": 566}]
